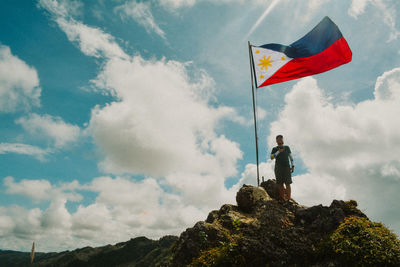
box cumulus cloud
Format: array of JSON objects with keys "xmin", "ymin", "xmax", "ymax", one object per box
[
  {"xmin": 16, "ymin": 113, "xmax": 81, "ymax": 148},
  {"xmin": 6, "ymin": 0, "xmax": 249, "ymax": 252},
  {"xmin": 0, "ymin": 176, "xmax": 210, "ymax": 251},
  {"xmin": 89, "ymin": 56, "xmax": 242, "ymax": 178},
  {"xmin": 4, "ymin": 176, "xmax": 52, "ymax": 201},
  {"xmin": 3, "ymin": 176, "xmax": 81, "ymax": 203},
  {"xmin": 0, "ymin": 45, "xmax": 41, "ymax": 113},
  {"xmin": 40, "ymin": 1, "xmax": 245, "ymax": 181},
  {"xmin": 348, "ymin": 0, "xmax": 400, "ymax": 41},
  {"xmin": 115, "ymin": 1, "xmax": 166, "ymax": 40},
  {"xmin": 0, "ymin": 143, "xmax": 49, "ymax": 161},
  {"xmin": 267, "ymin": 70, "xmax": 400, "ymax": 231}
]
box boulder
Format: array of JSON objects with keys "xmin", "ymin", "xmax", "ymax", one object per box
[
  {"xmin": 260, "ymin": 179, "xmax": 280, "ymax": 199},
  {"xmin": 236, "ymin": 184, "xmax": 271, "ymax": 212}
]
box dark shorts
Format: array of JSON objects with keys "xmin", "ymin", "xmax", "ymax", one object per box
[{"xmin": 274, "ymin": 165, "xmax": 292, "ymax": 185}]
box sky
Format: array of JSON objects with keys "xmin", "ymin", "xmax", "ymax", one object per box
[{"xmin": 1, "ymin": 0, "xmax": 400, "ymax": 252}]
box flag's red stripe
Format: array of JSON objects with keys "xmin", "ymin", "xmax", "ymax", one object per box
[{"xmin": 259, "ymin": 37, "xmax": 352, "ymax": 87}]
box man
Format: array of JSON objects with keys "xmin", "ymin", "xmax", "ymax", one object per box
[{"xmin": 270, "ymin": 135, "xmax": 294, "ymax": 202}]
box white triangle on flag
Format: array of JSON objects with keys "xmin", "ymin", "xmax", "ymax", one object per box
[{"xmin": 251, "ymin": 46, "xmax": 293, "ymax": 87}]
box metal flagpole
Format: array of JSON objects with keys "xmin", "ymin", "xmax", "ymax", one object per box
[{"xmin": 248, "ymin": 41, "xmax": 260, "ymax": 186}]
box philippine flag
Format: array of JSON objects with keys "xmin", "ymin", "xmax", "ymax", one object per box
[{"xmin": 251, "ymin": 16, "xmax": 352, "ymax": 88}]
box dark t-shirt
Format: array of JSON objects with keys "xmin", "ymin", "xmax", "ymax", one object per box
[{"xmin": 271, "ymin": 145, "xmax": 292, "ymax": 167}]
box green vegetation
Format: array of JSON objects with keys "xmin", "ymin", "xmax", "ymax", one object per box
[
  {"xmin": 190, "ymin": 240, "xmax": 245, "ymax": 267},
  {"xmin": 325, "ymin": 216, "xmax": 400, "ymax": 266},
  {"xmin": 232, "ymin": 219, "xmax": 241, "ymax": 232},
  {"xmin": 190, "ymin": 228, "xmax": 245, "ymax": 267}
]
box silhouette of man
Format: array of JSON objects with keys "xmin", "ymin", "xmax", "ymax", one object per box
[{"xmin": 270, "ymin": 135, "xmax": 294, "ymax": 202}]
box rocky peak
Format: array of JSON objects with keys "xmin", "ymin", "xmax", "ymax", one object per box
[{"xmin": 170, "ymin": 179, "xmax": 377, "ymax": 266}]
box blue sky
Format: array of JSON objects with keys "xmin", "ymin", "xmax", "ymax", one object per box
[{"xmin": 1, "ymin": 0, "xmax": 400, "ymax": 252}]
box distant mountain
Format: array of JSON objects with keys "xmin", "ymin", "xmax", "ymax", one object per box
[
  {"xmin": 0, "ymin": 235, "xmax": 177, "ymax": 267},
  {"xmin": 2, "ymin": 179, "xmax": 400, "ymax": 266}
]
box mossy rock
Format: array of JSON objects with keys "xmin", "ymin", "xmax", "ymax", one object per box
[{"xmin": 323, "ymin": 216, "xmax": 400, "ymax": 266}]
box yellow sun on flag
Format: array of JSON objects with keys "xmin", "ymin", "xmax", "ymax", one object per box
[{"xmin": 258, "ymin": 56, "xmax": 273, "ymax": 71}]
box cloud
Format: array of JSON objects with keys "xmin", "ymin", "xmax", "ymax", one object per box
[
  {"xmin": 0, "ymin": 45, "xmax": 41, "ymax": 113},
  {"xmin": 348, "ymin": 0, "xmax": 400, "ymax": 41},
  {"xmin": 158, "ymin": 0, "xmax": 196, "ymax": 10},
  {"xmin": 348, "ymin": 0, "xmax": 370, "ymax": 17},
  {"xmin": 4, "ymin": 176, "xmax": 52, "ymax": 201},
  {"xmin": 0, "ymin": 175, "xmax": 211, "ymax": 251},
  {"xmin": 56, "ymin": 18, "xmax": 129, "ymax": 59},
  {"xmin": 39, "ymin": 0, "xmax": 128, "ymax": 60},
  {"xmin": 37, "ymin": 0, "xmax": 83, "ymax": 18},
  {"xmin": 3, "ymin": 176, "xmax": 81, "ymax": 203},
  {"xmin": 115, "ymin": 1, "xmax": 166, "ymax": 40},
  {"xmin": 0, "ymin": 143, "xmax": 49, "ymax": 161},
  {"xmin": 16, "ymin": 113, "xmax": 81, "ymax": 148},
  {"xmin": 88, "ymin": 56, "xmax": 242, "ymax": 178},
  {"xmin": 157, "ymin": 0, "xmax": 268, "ymax": 11},
  {"xmin": 267, "ymin": 69, "xmax": 400, "ymax": 232},
  {"xmin": 7, "ymin": 0, "xmax": 249, "ymax": 252}
]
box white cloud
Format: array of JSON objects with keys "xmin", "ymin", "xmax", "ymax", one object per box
[
  {"xmin": 37, "ymin": 0, "xmax": 83, "ymax": 18},
  {"xmin": 16, "ymin": 113, "xmax": 81, "ymax": 148},
  {"xmin": 3, "ymin": 176, "xmax": 81, "ymax": 203},
  {"xmin": 267, "ymin": 69, "xmax": 400, "ymax": 231},
  {"xmin": 56, "ymin": 18, "xmax": 129, "ymax": 59},
  {"xmin": 88, "ymin": 56, "xmax": 242, "ymax": 178},
  {"xmin": 5, "ymin": 0, "xmax": 249, "ymax": 252},
  {"xmin": 257, "ymin": 106, "xmax": 267, "ymax": 120},
  {"xmin": 0, "ymin": 176, "xmax": 211, "ymax": 251},
  {"xmin": 0, "ymin": 45, "xmax": 41, "ymax": 113},
  {"xmin": 39, "ymin": 0, "xmax": 128, "ymax": 59},
  {"xmin": 115, "ymin": 1, "xmax": 166, "ymax": 40},
  {"xmin": 158, "ymin": 0, "xmax": 268, "ymax": 11},
  {"xmin": 158, "ymin": 0, "xmax": 196, "ymax": 10},
  {"xmin": 348, "ymin": 0, "xmax": 370, "ymax": 17},
  {"xmin": 4, "ymin": 176, "xmax": 52, "ymax": 201},
  {"xmin": 348, "ymin": 0, "xmax": 400, "ymax": 41},
  {"xmin": 0, "ymin": 143, "xmax": 49, "ymax": 161}
]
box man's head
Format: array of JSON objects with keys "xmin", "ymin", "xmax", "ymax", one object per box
[{"xmin": 276, "ymin": 135, "xmax": 284, "ymax": 147}]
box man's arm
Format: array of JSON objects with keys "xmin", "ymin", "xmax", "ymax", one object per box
[
  {"xmin": 270, "ymin": 147, "xmax": 279, "ymax": 160},
  {"xmin": 289, "ymin": 152, "xmax": 294, "ymax": 172}
]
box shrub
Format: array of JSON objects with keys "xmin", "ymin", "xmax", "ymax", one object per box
[{"xmin": 326, "ymin": 216, "xmax": 400, "ymax": 266}]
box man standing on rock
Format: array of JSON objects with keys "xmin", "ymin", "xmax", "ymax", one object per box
[{"xmin": 270, "ymin": 135, "xmax": 294, "ymax": 202}]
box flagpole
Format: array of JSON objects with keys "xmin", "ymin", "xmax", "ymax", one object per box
[{"xmin": 248, "ymin": 41, "xmax": 260, "ymax": 186}]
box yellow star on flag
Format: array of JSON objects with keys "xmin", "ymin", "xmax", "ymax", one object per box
[
  {"xmin": 251, "ymin": 45, "xmax": 293, "ymax": 87},
  {"xmin": 258, "ymin": 56, "xmax": 273, "ymax": 71}
]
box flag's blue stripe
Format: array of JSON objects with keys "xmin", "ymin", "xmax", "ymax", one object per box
[{"xmin": 259, "ymin": 16, "xmax": 343, "ymax": 59}]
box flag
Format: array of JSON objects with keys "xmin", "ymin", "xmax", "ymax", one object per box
[{"xmin": 251, "ymin": 16, "xmax": 352, "ymax": 88}]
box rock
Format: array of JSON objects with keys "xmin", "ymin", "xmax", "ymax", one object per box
[
  {"xmin": 171, "ymin": 184, "xmax": 373, "ymax": 267},
  {"xmin": 236, "ymin": 184, "xmax": 271, "ymax": 212},
  {"xmin": 260, "ymin": 179, "xmax": 280, "ymax": 199}
]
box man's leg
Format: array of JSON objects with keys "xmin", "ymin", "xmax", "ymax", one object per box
[
  {"xmin": 285, "ymin": 183, "xmax": 291, "ymax": 200},
  {"xmin": 278, "ymin": 184, "xmax": 285, "ymax": 200}
]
